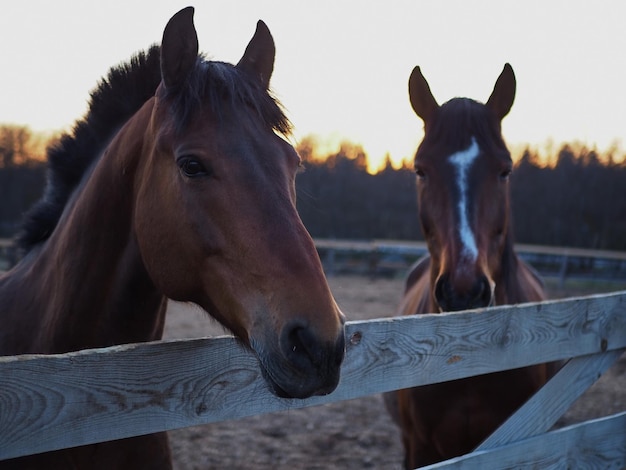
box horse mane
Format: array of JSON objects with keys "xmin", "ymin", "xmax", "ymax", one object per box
[
  {"xmin": 17, "ymin": 46, "xmax": 291, "ymax": 253},
  {"xmin": 165, "ymin": 60, "xmax": 292, "ymax": 136},
  {"xmin": 424, "ymin": 98, "xmax": 509, "ymax": 157},
  {"xmin": 16, "ymin": 46, "xmax": 162, "ymax": 252}
]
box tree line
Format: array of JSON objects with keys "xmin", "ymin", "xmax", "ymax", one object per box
[
  {"xmin": 295, "ymin": 138, "xmax": 626, "ymax": 251},
  {"xmin": 0, "ymin": 125, "xmax": 624, "ymax": 251}
]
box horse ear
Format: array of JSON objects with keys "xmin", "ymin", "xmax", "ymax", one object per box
[
  {"xmin": 486, "ymin": 63, "xmax": 516, "ymax": 120},
  {"xmin": 408, "ymin": 66, "xmax": 439, "ymax": 124},
  {"xmin": 160, "ymin": 7, "xmax": 199, "ymax": 90},
  {"xmin": 236, "ymin": 20, "xmax": 275, "ymax": 89}
]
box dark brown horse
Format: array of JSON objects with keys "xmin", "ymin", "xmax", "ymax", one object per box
[
  {"xmin": 0, "ymin": 7, "xmax": 345, "ymax": 469},
  {"xmin": 386, "ymin": 64, "xmax": 550, "ymax": 468}
]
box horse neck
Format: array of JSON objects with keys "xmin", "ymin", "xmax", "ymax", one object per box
[
  {"xmin": 493, "ymin": 231, "xmax": 545, "ymax": 305},
  {"xmin": 2, "ymin": 100, "xmax": 166, "ymax": 354}
]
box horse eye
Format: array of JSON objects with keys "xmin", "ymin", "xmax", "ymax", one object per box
[
  {"xmin": 415, "ymin": 167, "xmax": 426, "ymax": 179},
  {"xmin": 499, "ymin": 168, "xmax": 512, "ymax": 180},
  {"xmin": 178, "ymin": 157, "xmax": 209, "ymax": 178}
]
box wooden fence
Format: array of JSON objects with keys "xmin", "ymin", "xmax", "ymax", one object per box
[
  {"xmin": 315, "ymin": 238, "xmax": 626, "ymax": 283},
  {"xmin": 1, "ymin": 291, "xmax": 625, "ymax": 468}
]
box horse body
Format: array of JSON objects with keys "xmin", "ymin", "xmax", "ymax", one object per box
[
  {"xmin": 395, "ymin": 251, "xmax": 546, "ymax": 467},
  {"xmin": 388, "ymin": 64, "xmax": 550, "ymax": 468},
  {"xmin": 1, "ymin": 8, "xmax": 344, "ymax": 469}
]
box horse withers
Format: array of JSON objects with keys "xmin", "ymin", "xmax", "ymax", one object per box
[
  {"xmin": 0, "ymin": 7, "xmax": 345, "ymax": 469},
  {"xmin": 386, "ymin": 64, "xmax": 551, "ymax": 468}
]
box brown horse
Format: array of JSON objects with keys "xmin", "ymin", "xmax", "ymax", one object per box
[
  {"xmin": 386, "ymin": 64, "xmax": 550, "ymax": 468},
  {"xmin": 0, "ymin": 7, "xmax": 345, "ymax": 469}
]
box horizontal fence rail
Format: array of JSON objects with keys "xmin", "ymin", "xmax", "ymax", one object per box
[
  {"xmin": 425, "ymin": 412, "xmax": 626, "ymax": 470},
  {"xmin": 4, "ymin": 238, "xmax": 626, "ymax": 259},
  {"xmin": 4, "ymin": 238, "xmax": 625, "ymax": 257},
  {"xmin": 314, "ymin": 238, "xmax": 626, "ymax": 282},
  {"xmin": 3, "ymin": 238, "xmax": 626, "ymax": 281},
  {"xmin": 313, "ymin": 238, "xmax": 626, "ymax": 261},
  {"xmin": 1, "ymin": 291, "xmax": 625, "ymax": 464}
]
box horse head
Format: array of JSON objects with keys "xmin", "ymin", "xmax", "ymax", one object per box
[
  {"xmin": 132, "ymin": 8, "xmax": 345, "ymax": 398},
  {"xmin": 409, "ymin": 64, "xmax": 516, "ymax": 312}
]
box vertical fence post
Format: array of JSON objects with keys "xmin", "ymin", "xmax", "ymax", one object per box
[
  {"xmin": 324, "ymin": 247, "xmax": 336, "ymax": 277},
  {"xmin": 558, "ymin": 254, "xmax": 569, "ymax": 288}
]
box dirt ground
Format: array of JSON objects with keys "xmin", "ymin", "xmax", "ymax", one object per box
[{"xmin": 163, "ymin": 275, "xmax": 626, "ymax": 469}]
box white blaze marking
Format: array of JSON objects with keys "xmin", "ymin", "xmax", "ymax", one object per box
[{"xmin": 449, "ymin": 137, "xmax": 480, "ymax": 260}]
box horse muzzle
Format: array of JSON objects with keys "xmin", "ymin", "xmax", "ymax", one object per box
[
  {"xmin": 252, "ymin": 320, "xmax": 346, "ymax": 399},
  {"xmin": 434, "ymin": 271, "xmax": 495, "ymax": 312}
]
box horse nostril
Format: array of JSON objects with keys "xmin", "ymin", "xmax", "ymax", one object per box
[
  {"xmin": 272, "ymin": 320, "xmax": 344, "ymax": 398},
  {"xmin": 477, "ymin": 276, "xmax": 493, "ymax": 307},
  {"xmin": 435, "ymin": 273, "xmax": 492, "ymax": 311},
  {"xmin": 283, "ymin": 322, "xmax": 321, "ymax": 370}
]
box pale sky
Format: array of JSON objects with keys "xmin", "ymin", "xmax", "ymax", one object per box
[{"xmin": 1, "ymin": 1, "xmax": 624, "ymax": 171}]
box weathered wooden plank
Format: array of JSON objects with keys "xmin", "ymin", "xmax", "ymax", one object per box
[
  {"xmin": 477, "ymin": 348, "xmax": 625, "ymax": 450},
  {"xmin": 424, "ymin": 411, "xmax": 626, "ymax": 470},
  {"xmin": 342, "ymin": 291, "xmax": 626, "ymax": 397},
  {"xmin": 0, "ymin": 337, "xmax": 268, "ymax": 460},
  {"xmin": 1, "ymin": 292, "xmax": 625, "ymax": 459}
]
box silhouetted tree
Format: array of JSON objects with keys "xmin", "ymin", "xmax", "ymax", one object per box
[
  {"xmin": 0, "ymin": 125, "xmax": 48, "ymax": 236},
  {"xmin": 295, "ymin": 139, "xmax": 420, "ymax": 240},
  {"xmin": 511, "ymin": 144, "xmax": 626, "ymax": 250}
]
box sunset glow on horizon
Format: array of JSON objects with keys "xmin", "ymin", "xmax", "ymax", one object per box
[{"xmin": 1, "ymin": 1, "xmax": 624, "ymax": 173}]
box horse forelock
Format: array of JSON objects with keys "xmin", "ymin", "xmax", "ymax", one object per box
[
  {"xmin": 421, "ymin": 98, "xmax": 508, "ymax": 159},
  {"xmin": 162, "ymin": 59, "xmax": 292, "ymax": 137}
]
